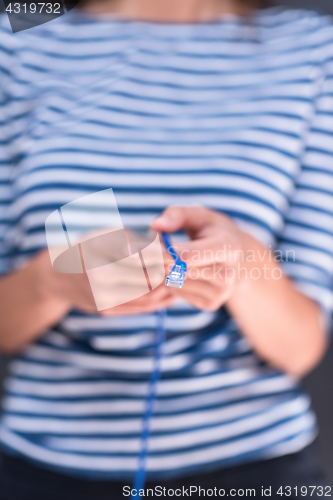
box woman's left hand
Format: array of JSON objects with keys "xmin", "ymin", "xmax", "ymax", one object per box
[
  {"xmin": 152, "ymin": 206, "xmax": 326, "ymax": 377},
  {"xmin": 151, "ymin": 206, "xmax": 248, "ymax": 311}
]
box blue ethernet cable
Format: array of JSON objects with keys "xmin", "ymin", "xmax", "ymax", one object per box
[
  {"xmin": 161, "ymin": 232, "xmax": 187, "ymax": 289},
  {"xmin": 131, "ymin": 309, "xmax": 166, "ymax": 499},
  {"xmin": 131, "ymin": 234, "xmax": 187, "ymax": 498}
]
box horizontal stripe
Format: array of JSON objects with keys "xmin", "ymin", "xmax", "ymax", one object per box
[{"xmin": 0, "ymin": 416, "xmax": 316, "ymax": 474}]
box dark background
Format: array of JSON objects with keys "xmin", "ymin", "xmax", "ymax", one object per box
[{"xmin": 0, "ymin": 0, "xmax": 333, "ymax": 484}]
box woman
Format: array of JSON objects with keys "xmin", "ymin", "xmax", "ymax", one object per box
[{"xmin": 0, "ymin": 0, "xmax": 332, "ymax": 498}]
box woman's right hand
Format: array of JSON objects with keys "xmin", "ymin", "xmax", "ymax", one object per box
[
  {"xmin": 36, "ymin": 247, "xmax": 175, "ymax": 317},
  {"xmin": 0, "ymin": 244, "xmax": 174, "ymax": 354}
]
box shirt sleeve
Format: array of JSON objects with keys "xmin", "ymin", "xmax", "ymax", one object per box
[
  {"xmin": 277, "ymin": 34, "xmax": 333, "ymax": 332},
  {"xmin": 0, "ymin": 16, "xmax": 17, "ymax": 276}
]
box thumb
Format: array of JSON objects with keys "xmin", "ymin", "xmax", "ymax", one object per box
[
  {"xmin": 151, "ymin": 206, "xmax": 187, "ymax": 233},
  {"xmin": 151, "ymin": 206, "xmax": 214, "ymax": 235}
]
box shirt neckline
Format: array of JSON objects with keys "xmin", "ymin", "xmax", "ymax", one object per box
[{"xmin": 68, "ymin": 6, "xmax": 260, "ymax": 29}]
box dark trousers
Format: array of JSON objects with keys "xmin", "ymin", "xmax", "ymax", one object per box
[{"xmin": 0, "ymin": 442, "xmax": 329, "ymax": 500}]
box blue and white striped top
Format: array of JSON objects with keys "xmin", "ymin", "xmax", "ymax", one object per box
[{"xmin": 0, "ymin": 6, "xmax": 333, "ymax": 480}]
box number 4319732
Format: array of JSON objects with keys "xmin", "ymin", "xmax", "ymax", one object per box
[
  {"xmin": 6, "ymin": 3, "xmax": 61, "ymax": 14},
  {"xmin": 277, "ymin": 486, "xmax": 331, "ymax": 496}
]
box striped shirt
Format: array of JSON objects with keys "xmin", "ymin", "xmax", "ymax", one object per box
[{"xmin": 0, "ymin": 6, "xmax": 333, "ymax": 480}]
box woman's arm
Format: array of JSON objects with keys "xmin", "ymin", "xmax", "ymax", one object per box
[
  {"xmin": 226, "ymin": 232, "xmax": 326, "ymax": 378},
  {"xmin": 0, "ymin": 251, "xmax": 72, "ymax": 355},
  {"xmin": 152, "ymin": 206, "xmax": 327, "ymax": 378}
]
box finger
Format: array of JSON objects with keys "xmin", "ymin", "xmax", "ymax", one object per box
[
  {"xmin": 82, "ymin": 228, "xmax": 164, "ymax": 267},
  {"xmin": 95, "ymin": 263, "xmax": 168, "ymax": 287},
  {"xmin": 172, "ymin": 237, "xmax": 241, "ymax": 268},
  {"xmin": 100, "ymin": 282, "xmax": 171, "ymax": 308},
  {"xmin": 100, "ymin": 294, "xmax": 176, "ymax": 316},
  {"xmin": 112, "ymin": 247, "xmax": 172, "ymax": 269},
  {"xmin": 182, "ymin": 276, "xmax": 221, "ymax": 297},
  {"xmin": 171, "ymin": 285, "xmax": 233, "ymax": 311},
  {"xmin": 151, "ymin": 206, "xmax": 218, "ymax": 237}
]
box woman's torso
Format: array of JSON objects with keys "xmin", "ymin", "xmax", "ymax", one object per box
[{"xmin": 0, "ymin": 7, "xmax": 332, "ymax": 479}]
